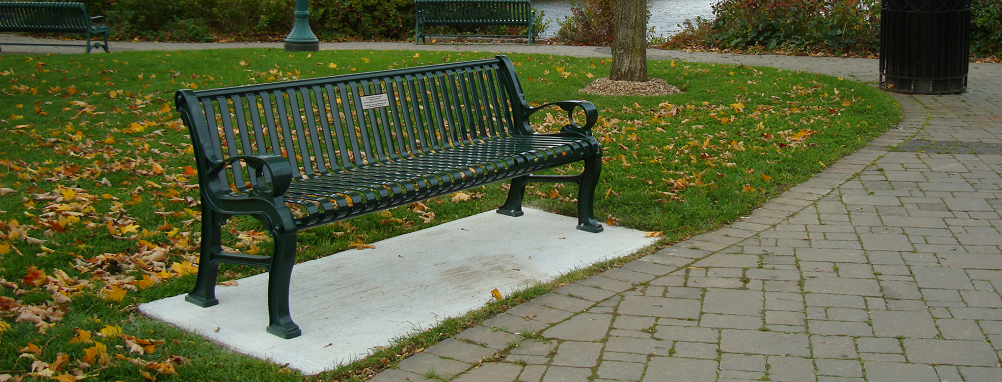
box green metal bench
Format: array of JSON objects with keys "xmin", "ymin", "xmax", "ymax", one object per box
[
  {"xmin": 175, "ymin": 55, "xmax": 603, "ymax": 339},
  {"xmin": 414, "ymin": 0, "xmax": 535, "ymax": 45},
  {"xmin": 0, "ymin": 2, "xmax": 109, "ymax": 53}
]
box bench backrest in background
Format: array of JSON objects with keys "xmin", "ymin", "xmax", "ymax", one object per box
[
  {"xmin": 415, "ymin": 0, "xmax": 534, "ymax": 26},
  {"xmin": 0, "ymin": 2, "xmax": 92, "ymax": 33}
]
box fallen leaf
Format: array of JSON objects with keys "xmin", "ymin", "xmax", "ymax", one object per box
[
  {"xmin": 644, "ymin": 231, "xmax": 663, "ymax": 238},
  {"xmin": 491, "ymin": 288, "xmax": 503, "ymax": 301},
  {"xmin": 348, "ymin": 240, "xmax": 375, "ymax": 250}
]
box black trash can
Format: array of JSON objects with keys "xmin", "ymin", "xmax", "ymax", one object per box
[{"xmin": 879, "ymin": 0, "xmax": 971, "ymax": 94}]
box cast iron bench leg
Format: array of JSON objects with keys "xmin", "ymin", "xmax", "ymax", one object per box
[
  {"xmin": 266, "ymin": 232, "xmax": 301, "ymax": 339},
  {"xmin": 577, "ymin": 154, "xmax": 604, "ymax": 233},
  {"xmin": 185, "ymin": 208, "xmax": 224, "ymax": 307},
  {"xmin": 497, "ymin": 175, "xmax": 529, "ymax": 217}
]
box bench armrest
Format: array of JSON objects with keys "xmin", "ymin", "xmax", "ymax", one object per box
[
  {"xmin": 90, "ymin": 15, "xmax": 104, "ymax": 21},
  {"xmin": 207, "ymin": 154, "xmax": 293, "ymax": 199},
  {"xmin": 526, "ymin": 100, "xmax": 598, "ymax": 135}
]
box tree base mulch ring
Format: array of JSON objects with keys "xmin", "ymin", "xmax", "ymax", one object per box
[{"xmin": 579, "ymin": 78, "xmax": 683, "ymax": 96}]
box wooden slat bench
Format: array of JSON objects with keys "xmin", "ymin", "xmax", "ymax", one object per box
[
  {"xmin": 0, "ymin": 2, "xmax": 109, "ymax": 53},
  {"xmin": 414, "ymin": 0, "xmax": 535, "ymax": 45},
  {"xmin": 175, "ymin": 55, "xmax": 603, "ymax": 338}
]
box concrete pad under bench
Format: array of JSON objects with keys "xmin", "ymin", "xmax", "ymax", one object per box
[{"xmin": 140, "ymin": 208, "xmax": 657, "ymax": 375}]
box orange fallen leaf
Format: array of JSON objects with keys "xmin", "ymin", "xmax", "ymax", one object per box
[
  {"xmin": 348, "ymin": 240, "xmax": 375, "ymax": 250},
  {"xmin": 491, "ymin": 288, "xmax": 503, "ymax": 301},
  {"xmin": 644, "ymin": 231, "xmax": 663, "ymax": 238}
]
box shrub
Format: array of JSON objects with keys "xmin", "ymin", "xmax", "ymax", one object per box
[
  {"xmin": 555, "ymin": 0, "xmax": 616, "ymax": 45},
  {"xmin": 971, "ymin": 0, "xmax": 1002, "ymax": 57}
]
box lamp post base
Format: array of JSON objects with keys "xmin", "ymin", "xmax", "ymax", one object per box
[{"xmin": 284, "ymin": 41, "xmax": 320, "ymax": 52}]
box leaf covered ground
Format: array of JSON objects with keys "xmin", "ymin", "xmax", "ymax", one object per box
[{"xmin": 0, "ymin": 49, "xmax": 900, "ymax": 381}]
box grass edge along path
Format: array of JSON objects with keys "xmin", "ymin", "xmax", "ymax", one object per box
[{"xmin": 0, "ymin": 49, "xmax": 901, "ymax": 381}]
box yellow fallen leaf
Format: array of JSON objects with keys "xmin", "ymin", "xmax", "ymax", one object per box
[
  {"xmin": 451, "ymin": 191, "xmax": 471, "ymax": 202},
  {"xmin": 99, "ymin": 325, "xmax": 122, "ymax": 338},
  {"xmin": 69, "ymin": 328, "xmax": 92, "ymax": 344},
  {"xmin": 644, "ymin": 231, "xmax": 663, "ymax": 238},
  {"xmin": 348, "ymin": 240, "xmax": 375, "ymax": 250},
  {"xmin": 171, "ymin": 261, "xmax": 198, "ymax": 276},
  {"xmin": 103, "ymin": 286, "xmax": 126, "ymax": 302},
  {"xmin": 742, "ymin": 185, "xmax": 756, "ymax": 193},
  {"xmin": 491, "ymin": 288, "xmax": 502, "ymax": 301},
  {"xmin": 761, "ymin": 173, "xmax": 771, "ymax": 182}
]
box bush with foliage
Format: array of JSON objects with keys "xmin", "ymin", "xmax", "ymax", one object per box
[
  {"xmin": 971, "ymin": 0, "xmax": 1002, "ymax": 58},
  {"xmin": 555, "ymin": 0, "xmax": 616, "ymax": 45},
  {"xmin": 665, "ymin": 0, "xmax": 879, "ymax": 54},
  {"xmin": 667, "ymin": 0, "xmax": 1001, "ymax": 58}
]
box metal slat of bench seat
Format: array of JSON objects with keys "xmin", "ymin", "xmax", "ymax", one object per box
[{"xmin": 175, "ymin": 56, "xmax": 601, "ymax": 338}]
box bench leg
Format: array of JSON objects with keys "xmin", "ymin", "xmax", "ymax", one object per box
[
  {"xmin": 266, "ymin": 232, "xmax": 302, "ymax": 339},
  {"xmin": 576, "ymin": 154, "xmax": 604, "ymax": 233},
  {"xmin": 497, "ymin": 175, "xmax": 529, "ymax": 217},
  {"xmin": 186, "ymin": 209, "xmax": 225, "ymax": 307}
]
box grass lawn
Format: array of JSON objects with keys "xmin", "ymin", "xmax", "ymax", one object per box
[{"xmin": 0, "ymin": 48, "xmax": 900, "ymax": 381}]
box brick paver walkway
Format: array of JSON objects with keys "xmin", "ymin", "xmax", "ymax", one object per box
[
  {"xmin": 369, "ymin": 50, "xmax": 1002, "ymax": 382},
  {"xmin": 7, "ymin": 35, "xmax": 1002, "ymax": 381}
]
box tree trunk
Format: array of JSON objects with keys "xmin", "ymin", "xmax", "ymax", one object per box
[{"xmin": 609, "ymin": 0, "xmax": 648, "ymax": 82}]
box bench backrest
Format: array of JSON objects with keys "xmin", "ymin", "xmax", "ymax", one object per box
[
  {"xmin": 0, "ymin": 2, "xmax": 92, "ymax": 33},
  {"xmin": 176, "ymin": 56, "xmax": 533, "ymax": 192},
  {"xmin": 415, "ymin": 0, "xmax": 533, "ymax": 25}
]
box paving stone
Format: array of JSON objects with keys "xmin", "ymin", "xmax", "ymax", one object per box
[
  {"xmin": 369, "ymin": 369, "xmax": 434, "ymax": 382},
  {"xmin": 553, "ymin": 283, "xmax": 618, "ymax": 303},
  {"xmin": 807, "ymin": 320, "xmax": 873, "ymax": 336},
  {"xmin": 863, "ymin": 361, "xmax": 940, "ymax": 382},
  {"xmin": 700, "ymin": 313, "xmax": 762, "ymax": 329},
  {"xmin": 767, "ymin": 356, "xmax": 817, "ymax": 382},
  {"xmin": 691, "ymin": 254, "xmax": 761, "ymax": 268},
  {"xmin": 510, "ymin": 339, "xmax": 557, "ymax": 357},
  {"xmin": 934, "ymin": 365, "xmax": 962, "ymax": 382},
  {"xmin": 481, "ymin": 313, "xmax": 551, "ymax": 334},
  {"xmin": 815, "ymin": 359, "xmax": 863, "ymax": 377},
  {"xmin": 596, "ymin": 360, "xmax": 645, "ymax": 381},
  {"xmin": 542, "ymin": 313, "xmax": 612, "ymax": 341},
  {"xmin": 911, "ymin": 267, "xmax": 975, "ymax": 290},
  {"xmin": 939, "ymin": 254, "xmax": 1002, "ymax": 269},
  {"xmin": 550, "ymin": 341, "xmax": 602, "ymax": 368},
  {"xmin": 652, "ymin": 325, "xmax": 719, "ymax": 343},
  {"xmin": 451, "ymin": 362, "xmax": 522, "ymax": 382},
  {"xmin": 811, "ymin": 335, "xmax": 857, "ymax": 359},
  {"xmin": 825, "ymin": 308, "xmax": 869, "ymax": 322},
  {"xmin": 643, "ymin": 357, "xmax": 718, "ymax": 382},
  {"xmin": 903, "ymin": 338, "xmax": 1001, "ymax": 366},
  {"xmin": 541, "ymin": 365, "xmax": 592, "ymax": 382},
  {"xmin": 860, "ymin": 233, "xmax": 914, "ymax": 251},
  {"xmin": 601, "ymin": 351, "xmax": 648, "ymax": 363},
  {"xmin": 959, "ymin": 366, "xmax": 1002, "ymax": 382},
  {"xmin": 604, "ymin": 336, "xmax": 671, "ymax": 356},
  {"xmin": 766, "ymin": 292, "xmax": 806, "ymax": 311},
  {"xmin": 720, "ymin": 329, "xmax": 809, "ymax": 356},
  {"xmin": 602, "ymin": 267, "xmax": 658, "ymax": 284},
  {"xmin": 456, "ymin": 325, "xmax": 522, "ymax": 350},
  {"xmin": 612, "ymin": 315, "xmax": 655, "ymax": 331},
  {"xmin": 804, "ymin": 277, "xmax": 882, "ymax": 296},
  {"xmin": 518, "ymin": 365, "xmax": 547, "ymax": 382},
  {"xmin": 532, "ymin": 294, "xmax": 597, "ymax": 313},
  {"xmin": 878, "ymin": 280, "xmax": 923, "ymax": 299},
  {"xmin": 765, "ymin": 310, "xmax": 805, "ymax": 325},
  {"xmin": 617, "ymin": 295, "xmax": 701, "ymax": 319},
  {"xmin": 505, "ymin": 302, "xmax": 577, "ymax": 322},
  {"xmin": 937, "ymin": 318, "xmax": 986, "ymax": 340},
  {"xmin": 960, "ymin": 290, "xmax": 1002, "ymax": 307},
  {"xmin": 506, "ymin": 354, "xmax": 550, "ymax": 365},
  {"xmin": 702, "ymin": 289, "xmax": 764, "ymax": 316},
  {"xmin": 870, "ymin": 310, "xmax": 938, "ymax": 338},
  {"xmin": 424, "ymin": 338, "xmax": 499, "ymax": 364},
  {"xmin": 576, "ymin": 276, "xmax": 635, "ymax": 293},
  {"xmin": 720, "ymin": 353, "xmax": 766, "ymax": 372},
  {"xmin": 856, "ymin": 337, "xmax": 903, "ymax": 354},
  {"xmin": 673, "ymin": 341, "xmax": 719, "ymax": 359}
]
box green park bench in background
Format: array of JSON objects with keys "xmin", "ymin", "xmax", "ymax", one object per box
[
  {"xmin": 175, "ymin": 55, "xmax": 603, "ymax": 338},
  {"xmin": 414, "ymin": 0, "xmax": 535, "ymax": 45},
  {"xmin": 0, "ymin": 2, "xmax": 109, "ymax": 53}
]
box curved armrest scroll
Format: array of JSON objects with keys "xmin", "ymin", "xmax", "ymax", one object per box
[
  {"xmin": 207, "ymin": 154, "xmax": 293, "ymax": 199},
  {"xmin": 526, "ymin": 100, "xmax": 598, "ymax": 135}
]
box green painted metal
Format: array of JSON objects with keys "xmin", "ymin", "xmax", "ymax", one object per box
[
  {"xmin": 175, "ymin": 55, "xmax": 603, "ymax": 339},
  {"xmin": 283, "ymin": 0, "xmax": 319, "ymax": 52},
  {"xmin": 414, "ymin": 0, "xmax": 535, "ymax": 45},
  {"xmin": 0, "ymin": 2, "xmax": 109, "ymax": 53}
]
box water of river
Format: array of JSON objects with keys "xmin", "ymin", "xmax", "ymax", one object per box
[{"xmin": 533, "ymin": 0, "xmax": 717, "ymax": 38}]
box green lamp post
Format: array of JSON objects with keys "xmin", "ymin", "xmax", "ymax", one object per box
[{"xmin": 284, "ymin": 0, "xmax": 320, "ymax": 51}]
